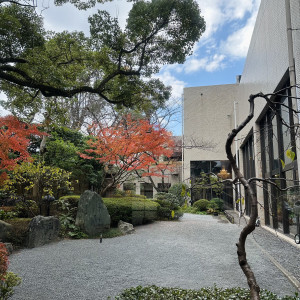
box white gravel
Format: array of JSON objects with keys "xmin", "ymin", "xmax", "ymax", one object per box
[{"xmin": 8, "ymin": 214, "xmax": 299, "ymax": 299}]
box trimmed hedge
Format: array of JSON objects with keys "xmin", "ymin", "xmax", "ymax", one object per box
[
  {"xmin": 103, "ymin": 197, "xmax": 159, "ymax": 226},
  {"xmin": 58, "ymin": 195, "xmax": 80, "ymax": 209},
  {"xmin": 115, "ymin": 285, "xmax": 299, "ymax": 300},
  {"xmin": 193, "ymin": 199, "xmax": 209, "ymax": 211},
  {"xmin": 5, "ymin": 218, "xmax": 31, "ymax": 247}
]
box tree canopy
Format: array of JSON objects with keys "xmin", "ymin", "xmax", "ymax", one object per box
[
  {"xmin": 0, "ymin": 0, "xmax": 205, "ymax": 115},
  {"xmin": 80, "ymin": 114, "xmax": 175, "ymax": 195}
]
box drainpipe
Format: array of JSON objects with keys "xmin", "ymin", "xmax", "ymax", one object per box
[{"xmin": 285, "ymin": 0, "xmax": 300, "ymax": 176}]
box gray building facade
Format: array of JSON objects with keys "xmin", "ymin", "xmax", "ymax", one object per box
[{"xmin": 184, "ymin": 0, "xmax": 300, "ymax": 237}]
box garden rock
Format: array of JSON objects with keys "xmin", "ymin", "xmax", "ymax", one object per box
[
  {"xmin": 27, "ymin": 215, "xmax": 60, "ymax": 248},
  {"xmin": 75, "ymin": 190, "xmax": 110, "ymax": 237},
  {"xmin": 118, "ymin": 220, "xmax": 135, "ymax": 235},
  {"xmin": 0, "ymin": 220, "xmax": 12, "ymax": 242},
  {"xmin": 4, "ymin": 243, "xmax": 13, "ymax": 255}
]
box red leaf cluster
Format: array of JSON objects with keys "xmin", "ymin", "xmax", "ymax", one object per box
[
  {"xmin": 0, "ymin": 115, "xmax": 45, "ymax": 183},
  {"xmin": 0, "ymin": 243, "xmax": 8, "ymax": 281},
  {"xmin": 80, "ymin": 115, "xmax": 175, "ymax": 177}
]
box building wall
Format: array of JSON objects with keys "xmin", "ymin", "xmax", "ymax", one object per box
[
  {"xmin": 183, "ymin": 0, "xmax": 300, "ymax": 231},
  {"xmin": 183, "ymin": 84, "xmax": 238, "ymax": 183}
]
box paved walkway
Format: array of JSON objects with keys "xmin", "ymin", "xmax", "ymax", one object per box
[{"xmin": 9, "ymin": 214, "xmax": 300, "ymax": 299}]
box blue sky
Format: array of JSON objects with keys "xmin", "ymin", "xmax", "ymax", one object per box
[{"xmin": 0, "ymin": 0, "xmax": 261, "ymax": 135}]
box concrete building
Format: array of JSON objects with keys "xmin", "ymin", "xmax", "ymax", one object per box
[{"xmin": 184, "ymin": 0, "xmax": 300, "ymax": 238}]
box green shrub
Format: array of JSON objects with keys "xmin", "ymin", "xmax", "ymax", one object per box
[
  {"xmin": 168, "ymin": 183, "xmax": 190, "ymax": 206},
  {"xmin": 193, "ymin": 199, "xmax": 209, "ymax": 211},
  {"xmin": 103, "ymin": 197, "xmax": 159, "ymax": 226},
  {"xmin": 0, "ymin": 209, "xmax": 17, "ymax": 220},
  {"xmin": 0, "ymin": 271, "xmax": 22, "ymax": 299},
  {"xmin": 5, "ymin": 218, "xmax": 31, "ymax": 247},
  {"xmin": 209, "ymin": 198, "xmax": 224, "ymax": 211},
  {"xmin": 154, "ymin": 192, "xmax": 179, "ymax": 209},
  {"xmin": 115, "ymin": 285, "xmax": 299, "ymax": 300},
  {"xmin": 15, "ymin": 200, "xmax": 39, "ymax": 218},
  {"xmin": 57, "ymin": 195, "xmax": 80, "ymax": 210},
  {"xmin": 153, "ymin": 193, "xmax": 183, "ymax": 220}
]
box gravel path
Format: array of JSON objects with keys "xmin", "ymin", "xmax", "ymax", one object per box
[{"xmin": 9, "ymin": 214, "xmax": 299, "ymax": 299}]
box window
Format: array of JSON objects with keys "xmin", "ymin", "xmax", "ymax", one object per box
[
  {"xmin": 123, "ymin": 182, "xmax": 136, "ymax": 192},
  {"xmin": 260, "ymin": 86, "xmax": 298, "ymax": 234},
  {"xmin": 140, "ymin": 183, "xmax": 153, "ymax": 199},
  {"xmin": 157, "ymin": 183, "xmax": 171, "ymax": 192},
  {"xmin": 242, "ymin": 134, "xmax": 256, "ymax": 216},
  {"xmin": 190, "ymin": 160, "xmax": 233, "ymax": 209}
]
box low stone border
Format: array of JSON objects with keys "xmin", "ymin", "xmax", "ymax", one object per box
[{"xmin": 224, "ymin": 210, "xmax": 235, "ymax": 224}]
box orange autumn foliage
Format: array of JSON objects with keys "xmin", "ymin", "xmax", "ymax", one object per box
[
  {"xmin": 80, "ymin": 115, "xmax": 175, "ymax": 178},
  {"xmin": 0, "ymin": 115, "xmax": 44, "ymax": 184}
]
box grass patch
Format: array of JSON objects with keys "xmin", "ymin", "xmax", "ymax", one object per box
[
  {"xmin": 102, "ymin": 228, "xmax": 124, "ymax": 238},
  {"xmin": 115, "ymin": 285, "xmax": 299, "ymax": 300},
  {"xmin": 181, "ymin": 207, "xmax": 208, "ymax": 215}
]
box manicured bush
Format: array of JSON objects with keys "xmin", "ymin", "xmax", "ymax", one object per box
[
  {"xmin": 168, "ymin": 183, "xmax": 190, "ymax": 206},
  {"xmin": 14, "ymin": 200, "xmax": 39, "ymax": 218},
  {"xmin": 155, "ymin": 192, "xmax": 179, "ymax": 209},
  {"xmin": 193, "ymin": 199, "xmax": 209, "ymax": 211},
  {"xmin": 209, "ymin": 198, "xmax": 224, "ymax": 211},
  {"xmin": 153, "ymin": 193, "xmax": 183, "ymax": 220},
  {"xmin": 5, "ymin": 218, "xmax": 31, "ymax": 247},
  {"xmin": 57, "ymin": 195, "xmax": 80, "ymax": 210},
  {"xmin": 115, "ymin": 285, "xmax": 299, "ymax": 300},
  {"xmin": 103, "ymin": 197, "xmax": 159, "ymax": 226}
]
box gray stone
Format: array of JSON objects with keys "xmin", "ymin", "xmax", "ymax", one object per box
[
  {"xmin": 27, "ymin": 215, "xmax": 60, "ymax": 248},
  {"xmin": 0, "ymin": 220, "xmax": 12, "ymax": 242},
  {"xmin": 4, "ymin": 243, "xmax": 13, "ymax": 255},
  {"xmin": 75, "ymin": 190, "xmax": 110, "ymax": 237},
  {"xmin": 118, "ymin": 220, "xmax": 135, "ymax": 235}
]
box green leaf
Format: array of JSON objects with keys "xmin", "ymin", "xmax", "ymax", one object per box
[
  {"xmin": 280, "ymin": 159, "xmax": 285, "ymax": 169},
  {"xmin": 286, "ymin": 149, "xmax": 295, "ymax": 161}
]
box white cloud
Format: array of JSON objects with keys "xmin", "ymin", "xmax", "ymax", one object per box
[
  {"xmin": 196, "ymin": 0, "xmax": 256, "ymax": 39},
  {"xmin": 40, "ymin": 0, "xmax": 132, "ymax": 34},
  {"xmin": 184, "ymin": 54, "xmax": 225, "ymax": 73},
  {"xmin": 154, "ymin": 71, "xmax": 186, "ymax": 100},
  {"xmin": 218, "ymin": 0, "xmax": 260, "ymax": 58}
]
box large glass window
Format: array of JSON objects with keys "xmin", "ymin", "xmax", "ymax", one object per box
[
  {"xmin": 190, "ymin": 160, "xmax": 233, "ymax": 209},
  {"xmin": 259, "ymin": 86, "xmax": 298, "ymax": 234},
  {"xmin": 242, "ymin": 134, "xmax": 256, "ymax": 216}
]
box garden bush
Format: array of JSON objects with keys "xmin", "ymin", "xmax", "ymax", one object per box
[
  {"xmin": 0, "ymin": 208, "xmax": 17, "ymax": 220},
  {"xmin": 209, "ymin": 198, "xmax": 224, "ymax": 211},
  {"xmin": 57, "ymin": 195, "xmax": 80, "ymax": 210},
  {"xmin": 5, "ymin": 218, "xmax": 31, "ymax": 247},
  {"xmin": 168, "ymin": 183, "xmax": 189, "ymax": 206},
  {"xmin": 115, "ymin": 285, "xmax": 300, "ymax": 300},
  {"xmin": 103, "ymin": 197, "xmax": 159, "ymax": 226},
  {"xmin": 193, "ymin": 199, "xmax": 209, "ymax": 211},
  {"xmin": 154, "ymin": 192, "xmax": 179, "ymax": 209},
  {"xmin": 14, "ymin": 200, "xmax": 39, "ymax": 218},
  {"xmin": 153, "ymin": 193, "xmax": 183, "ymax": 220},
  {"xmin": 0, "ymin": 243, "xmax": 21, "ymax": 299}
]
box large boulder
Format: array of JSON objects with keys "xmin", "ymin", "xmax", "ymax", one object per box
[
  {"xmin": 0, "ymin": 220, "xmax": 12, "ymax": 242},
  {"xmin": 118, "ymin": 220, "xmax": 135, "ymax": 235},
  {"xmin": 75, "ymin": 190, "xmax": 110, "ymax": 237},
  {"xmin": 27, "ymin": 215, "xmax": 60, "ymax": 248}
]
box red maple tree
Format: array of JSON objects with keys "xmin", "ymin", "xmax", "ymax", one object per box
[
  {"xmin": 80, "ymin": 115, "xmax": 175, "ymax": 195},
  {"xmin": 0, "ymin": 115, "xmax": 44, "ymax": 184}
]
